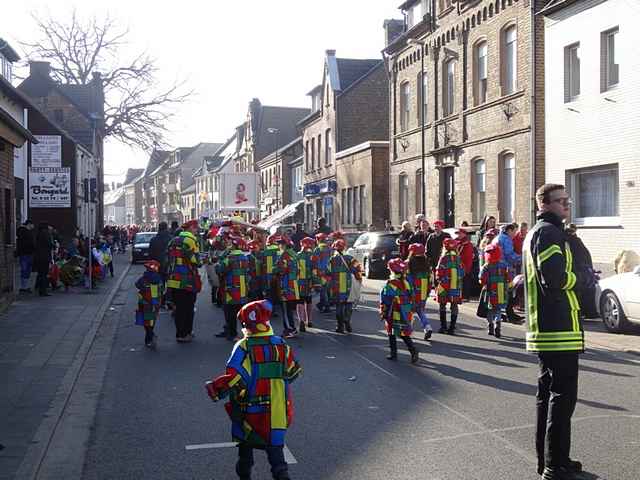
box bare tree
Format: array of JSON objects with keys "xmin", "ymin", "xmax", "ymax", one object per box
[{"xmin": 20, "ymin": 10, "xmax": 192, "ymax": 151}]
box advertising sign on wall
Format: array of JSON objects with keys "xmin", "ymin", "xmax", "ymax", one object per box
[
  {"xmin": 29, "ymin": 167, "xmax": 71, "ymax": 208},
  {"xmin": 31, "ymin": 135, "xmax": 62, "ymax": 167},
  {"xmin": 219, "ymin": 173, "xmax": 259, "ymax": 211}
]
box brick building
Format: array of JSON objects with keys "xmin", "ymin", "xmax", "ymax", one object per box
[
  {"xmin": 0, "ymin": 63, "xmax": 38, "ymax": 309},
  {"xmin": 299, "ymin": 50, "xmax": 388, "ymax": 231},
  {"xmin": 123, "ymin": 168, "xmax": 144, "ymax": 224},
  {"xmin": 19, "ymin": 61, "xmax": 105, "ymax": 232},
  {"xmin": 385, "ymin": 0, "xmax": 537, "ymax": 228},
  {"xmin": 540, "ymin": 0, "xmax": 637, "ymax": 267},
  {"xmin": 141, "ymin": 149, "xmax": 170, "ymax": 225}
]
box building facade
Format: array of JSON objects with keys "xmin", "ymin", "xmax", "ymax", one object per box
[
  {"xmin": 541, "ymin": 0, "xmax": 637, "ymax": 266},
  {"xmin": 257, "ymin": 137, "xmax": 303, "ymax": 219},
  {"xmin": 385, "ymin": 0, "xmax": 536, "ymax": 228},
  {"xmin": 180, "ymin": 184, "xmax": 196, "ymax": 221},
  {"xmin": 300, "ymin": 50, "xmax": 388, "ymax": 231}
]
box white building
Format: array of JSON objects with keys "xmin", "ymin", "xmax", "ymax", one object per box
[
  {"xmin": 103, "ymin": 186, "xmax": 125, "ymax": 225},
  {"xmin": 542, "ymin": 0, "xmax": 640, "ymax": 268}
]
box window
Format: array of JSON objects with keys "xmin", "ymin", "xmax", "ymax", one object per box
[
  {"xmin": 601, "ymin": 27, "xmax": 619, "ymax": 91},
  {"xmin": 325, "ymin": 129, "xmax": 332, "ymax": 165},
  {"xmin": 399, "ymin": 174, "xmax": 409, "ymax": 222},
  {"xmin": 359, "ymin": 185, "xmax": 365, "ymax": 225},
  {"xmin": 4, "ymin": 188, "xmax": 12, "ymax": 245},
  {"xmin": 443, "ymin": 60, "xmax": 456, "ymax": 116},
  {"xmin": 568, "ymin": 164, "xmax": 619, "ymax": 221},
  {"xmin": 311, "ymin": 137, "xmax": 315, "ymax": 170},
  {"xmin": 305, "ymin": 141, "xmax": 309, "ymax": 171},
  {"xmin": 502, "ymin": 26, "xmax": 517, "ymax": 95},
  {"xmin": 400, "ymin": 81, "xmax": 410, "ymax": 131},
  {"xmin": 415, "ymin": 169, "xmax": 423, "ymax": 214},
  {"xmin": 564, "ymin": 43, "xmax": 580, "ymax": 102},
  {"xmin": 341, "ymin": 189, "xmax": 347, "ymax": 224},
  {"xmin": 475, "ymin": 41, "xmax": 488, "ymax": 105},
  {"xmin": 500, "ymin": 153, "xmax": 515, "ymax": 223},
  {"xmin": 347, "ymin": 188, "xmax": 353, "ymax": 224},
  {"xmin": 418, "ymin": 72, "xmax": 428, "ymax": 124},
  {"xmin": 317, "ymin": 134, "xmax": 322, "ymax": 168},
  {"xmin": 473, "ymin": 159, "xmax": 486, "ymax": 223},
  {"xmin": 439, "ymin": 0, "xmax": 452, "ymax": 14},
  {"xmin": 406, "ymin": 1, "xmax": 423, "ymax": 30}
]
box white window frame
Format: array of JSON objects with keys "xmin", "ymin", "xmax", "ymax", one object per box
[
  {"xmin": 475, "ymin": 41, "xmax": 488, "ymax": 105},
  {"xmin": 601, "ymin": 27, "xmax": 619, "ymax": 92},
  {"xmin": 400, "ymin": 81, "xmax": 410, "ymax": 131},
  {"xmin": 502, "ymin": 26, "xmax": 517, "ymax": 96},
  {"xmin": 565, "ymin": 43, "xmax": 581, "ymax": 102},
  {"xmin": 567, "ymin": 164, "xmax": 620, "ymax": 226},
  {"xmin": 500, "ymin": 153, "xmax": 515, "ymax": 223},
  {"xmin": 444, "ymin": 59, "xmax": 455, "ymax": 117},
  {"xmin": 473, "ymin": 159, "xmax": 486, "ymax": 223}
]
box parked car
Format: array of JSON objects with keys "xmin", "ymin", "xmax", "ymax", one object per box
[
  {"xmin": 131, "ymin": 232, "xmax": 157, "ymax": 264},
  {"xmin": 596, "ymin": 266, "xmax": 640, "ymax": 333},
  {"xmin": 346, "ymin": 232, "xmax": 400, "ymax": 279},
  {"xmin": 344, "ymin": 232, "xmax": 365, "ymax": 249}
]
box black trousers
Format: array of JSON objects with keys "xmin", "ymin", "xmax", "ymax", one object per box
[
  {"xmin": 388, "ymin": 334, "xmax": 415, "ymax": 353},
  {"xmin": 224, "ymin": 304, "xmax": 242, "ymax": 338},
  {"xmin": 35, "ymin": 266, "xmax": 49, "ymax": 294},
  {"xmin": 172, "ymin": 289, "xmax": 196, "ymax": 338},
  {"xmin": 536, "ymin": 352, "xmax": 579, "ymax": 469},
  {"xmin": 236, "ymin": 443, "xmax": 288, "ymax": 479}
]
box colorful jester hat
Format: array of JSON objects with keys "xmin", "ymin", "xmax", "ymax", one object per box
[
  {"xmin": 484, "ymin": 243, "xmax": 503, "ymax": 265},
  {"xmin": 238, "ymin": 300, "xmax": 274, "ymax": 336}
]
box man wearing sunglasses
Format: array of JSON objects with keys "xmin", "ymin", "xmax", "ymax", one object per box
[{"xmin": 523, "ymin": 183, "xmax": 596, "ymax": 480}]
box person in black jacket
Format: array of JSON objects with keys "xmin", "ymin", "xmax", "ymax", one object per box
[
  {"xmin": 15, "ymin": 220, "xmax": 36, "ymax": 293},
  {"xmin": 149, "ymin": 222, "xmax": 173, "ymax": 306},
  {"xmin": 34, "ymin": 223, "xmax": 53, "ymax": 297},
  {"xmin": 524, "ymin": 184, "xmax": 595, "ymax": 480},
  {"xmin": 425, "ymin": 220, "xmax": 450, "ymax": 272}
]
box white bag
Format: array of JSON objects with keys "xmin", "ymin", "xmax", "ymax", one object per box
[{"xmin": 348, "ymin": 275, "xmax": 362, "ymax": 304}]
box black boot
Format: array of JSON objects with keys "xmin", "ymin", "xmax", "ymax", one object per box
[
  {"xmin": 494, "ymin": 323, "xmax": 501, "ymax": 339},
  {"xmin": 487, "ymin": 323, "xmax": 494, "ymax": 336},
  {"xmin": 335, "ymin": 314, "xmax": 345, "ymax": 334},
  {"xmin": 438, "ymin": 308, "xmax": 447, "ymax": 333},
  {"xmin": 386, "ymin": 335, "xmax": 397, "ymax": 360},
  {"xmin": 447, "ymin": 312, "xmax": 457, "ymax": 335}
]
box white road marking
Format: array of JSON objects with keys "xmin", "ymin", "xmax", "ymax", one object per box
[{"xmin": 185, "ymin": 442, "xmax": 298, "ymax": 464}]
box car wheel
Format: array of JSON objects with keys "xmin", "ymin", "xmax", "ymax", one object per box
[{"xmin": 600, "ymin": 291, "xmax": 629, "ymax": 333}]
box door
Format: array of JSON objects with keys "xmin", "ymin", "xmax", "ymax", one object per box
[
  {"xmin": 622, "ymin": 272, "xmax": 640, "ymax": 320},
  {"xmin": 441, "ymin": 167, "xmax": 455, "ymax": 227}
]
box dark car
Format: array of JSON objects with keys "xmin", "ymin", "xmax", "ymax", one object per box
[
  {"xmin": 346, "ymin": 232, "xmax": 400, "ymax": 279},
  {"xmin": 131, "ymin": 232, "xmax": 157, "ymax": 264}
]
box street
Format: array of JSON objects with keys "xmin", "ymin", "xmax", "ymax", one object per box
[{"xmin": 80, "ymin": 267, "xmax": 639, "ymax": 479}]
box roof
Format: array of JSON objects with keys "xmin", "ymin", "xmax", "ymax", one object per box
[
  {"xmin": 181, "ymin": 184, "xmax": 196, "ymax": 194},
  {"xmin": 124, "ymin": 168, "xmax": 145, "ymax": 185},
  {"xmin": 0, "ymin": 105, "xmax": 38, "ymax": 144},
  {"xmin": 259, "ymin": 136, "xmax": 302, "ymax": 165},
  {"xmin": 143, "ymin": 149, "xmax": 170, "ymax": 177},
  {"xmin": 253, "ymin": 105, "xmax": 310, "ymax": 160},
  {"xmin": 103, "ymin": 186, "xmax": 125, "ymax": 206},
  {"xmin": 0, "ymin": 38, "xmax": 20, "ymax": 62},
  {"xmin": 539, "ymin": 0, "xmax": 580, "ymax": 15},
  {"xmin": 335, "ymin": 58, "xmax": 381, "ymax": 92},
  {"xmin": 398, "ymin": 0, "xmax": 420, "ymax": 10}
]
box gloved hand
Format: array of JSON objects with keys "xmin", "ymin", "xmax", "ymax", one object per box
[
  {"xmin": 205, "ymin": 381, "xmax": 219, "ymax": 402},
  {"xmin": 581, "ymin": 267, "xmax": 598, "ymax": 290}
]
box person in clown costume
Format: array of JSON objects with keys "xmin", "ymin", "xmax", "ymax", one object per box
[
  {"xmin": 135, "ymin": 260, "xmax": 164, "ymax": 349},
  {"xmin": 262, "ymin": 234, "xmax": 283, "ymax": 316},
  {"xmin": 311, "ymin": 232, "xmax": 332, "ymax": 313},
  {"xmin": 295, "ymin": 237, "xmax": 316, "ymax": 331},
  {"xmin": 274, "ymin": 236, "xmax": 301, "ymax": 338},
  {"xmin": 406, "ymin": 243, "xmax": 433, "ymax": 340},
  {"xmin": 247, "ymin": 239, "xmax": 264, "ymax": 301},
  {"xmin": 327, "ymin": 238, "xmax": 362, "ymax": 334},
  {"xmin": 436, "ymin": 238, "xmax": 465, "ymax": 335},
  {"xmin": 205, "ymin": 300, "xmax": 302, "ymax": 480},
  {"xmin": 479, "ymin": 243, "xmax": 512, "ymax": 339},
  {"xmin": 380, "ymin": 258, "xmax": 419, "ymax": 363}
]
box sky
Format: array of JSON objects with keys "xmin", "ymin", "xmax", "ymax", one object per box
[{"xmin": 2, "ymin": 0, "xmax": 401, "ymax": 184}]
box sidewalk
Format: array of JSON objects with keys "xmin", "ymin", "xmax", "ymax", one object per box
[{"xmin": 0, "ymin": 253, "xmax": 131, "ymax": 480}]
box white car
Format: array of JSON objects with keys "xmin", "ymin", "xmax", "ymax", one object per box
[{"xmin": 596, "ymin": 266, "xmax": 640, "ymax": 333}]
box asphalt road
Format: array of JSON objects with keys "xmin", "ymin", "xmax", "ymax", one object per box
[{"xmin": 81, "ymin": 267, "xmax": 640, "ymax": 480}]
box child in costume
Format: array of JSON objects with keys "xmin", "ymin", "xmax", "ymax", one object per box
[
  {"xmin": 296, "ymin": 237, "xmax": 316, "ymax": 331},
  {"xmin": 479, "ymin": 244, "xmax": 512, "ymax": 338},
  {"xmin": 380, "ymin": 258, "xmax": 419, "ymax": 363},
  {"xmin": 275, "ymin": 236, "xmax": 301, "ymax": 338},
  {"xmin": 205, "ymin": 300, "xmax": 302, "ymax": 480},
  {"xmin": 327, "ymin": 239, "xmax": 362, "ymax": 334},
  {"xmin": 262, "ymin": 235, "xmax": 282, "ymax": 314},
  {"xmin": 247, "ymin": 239, "xmax": 264, "ymax": 301},
  {"xmin": 406, "ymin": 243, "xmax": 433, "ymax": 340},
  {"xmin": 311, "ymin": 233, "xmax": 332, "ymax": 313},
  {"xmin": 436, "ymin": 238, "xmax": 465, "ymax": 335},
  {"xmin": 135, "ymin": 260, "xmax": 164, "ymax": 348}
]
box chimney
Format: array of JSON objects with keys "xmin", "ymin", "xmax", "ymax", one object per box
[
  {"xmin": 325, "ymin": 49, "xmax": 336, "ymax": 57},
  {"xmin": 383, "ymin": 19, "xmax": 405, "ymax": 47},
  {"xmin": 29, "ymin": 61, "xmax": 51, "ymax": 78}
]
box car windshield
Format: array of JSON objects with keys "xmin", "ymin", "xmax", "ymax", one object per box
[
  {"xmin": 376, "ymin": 234, "xmax": 399, "ymax": 249},
  {"xmin": 344, "ymin": 233, "xmax": 361, "ymax": 248},
  {"xmin": 134, "ymin": 233, "xmax": 156, "ymax": 244}
]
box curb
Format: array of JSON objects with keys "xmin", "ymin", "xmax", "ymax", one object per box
[{"xmin": 14, "ymin": 261, "xmax": 132, "ymax": 480}]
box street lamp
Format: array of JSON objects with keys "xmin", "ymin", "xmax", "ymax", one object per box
[
  {"xmin": 408, "ymin": 38, "xmax": 426, "ymax": 216},
  {"xmin": 267, "ymin": 127, "xmax": 280, "ymax": 211}
]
